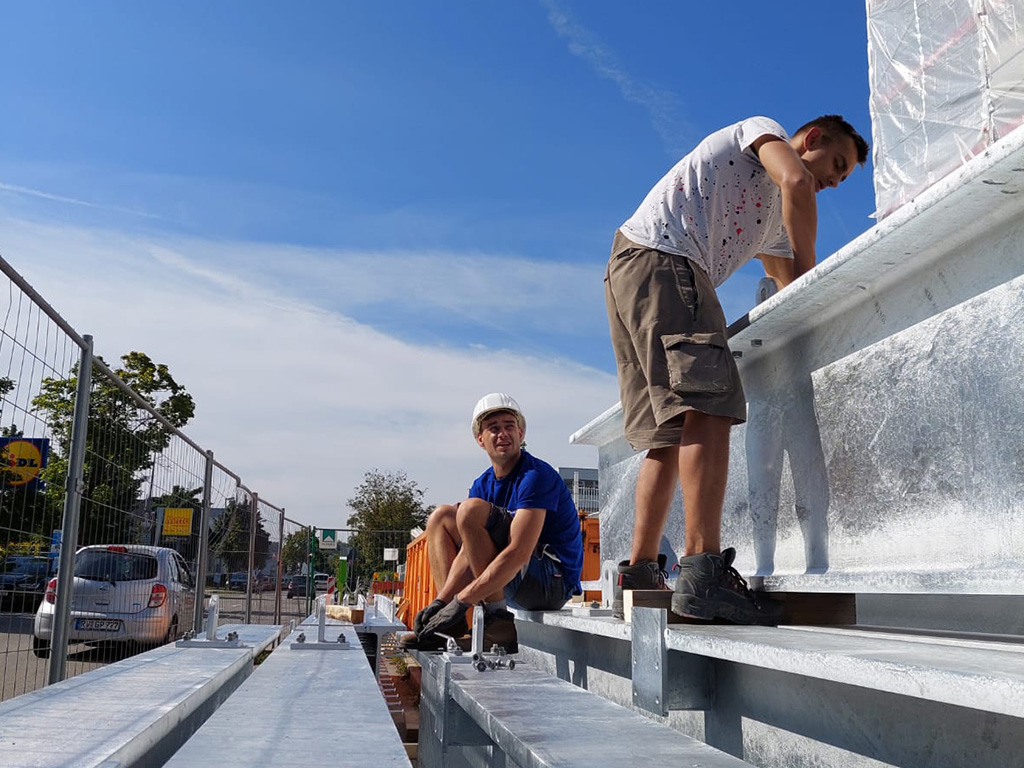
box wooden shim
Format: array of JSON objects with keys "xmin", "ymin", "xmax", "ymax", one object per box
[
  {"xmin": 325, "ymin": 605, "xmax": 365, "ymax": 623},
  {"xmin": 623, "ymin": 589, "xmax": 856, "ymax": 626}
]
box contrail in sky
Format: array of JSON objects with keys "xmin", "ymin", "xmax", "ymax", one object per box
[
  {"xmin": 0, "ymin": 181, "xmax": 162, "ymax": 220},
  {"xmin": 541, "ymin": 0, "xmax": 693, "ymax": 156}
]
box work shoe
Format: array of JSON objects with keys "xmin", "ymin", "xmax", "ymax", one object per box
[
  {"xmin": 612, "ymin": 554, "xmax": 670, "ymax": 619},
  {"xmin": 670, "ymin": 548, "xmax": 782, "ymax": 625},
  {"xmin": 480, "ymin": 608, "xmax": 518, "ymax": 654},
  {"xmin": 398, "ymin": 614, "xmax": 469, "ymax": 652}
]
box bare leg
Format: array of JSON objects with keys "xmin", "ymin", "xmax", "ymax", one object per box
[
  {"xmin": 630, "ymin": 446, "xmax": 679, "ymax": 563},
  {"xmin": 679, "ymin": 411, "xmax": 732, "ymax": 556},
  {"xmin": 426, "ymin": 504, "xmax": 461, "ymax": 591},
  {"xmin": 456, "ymin": 499, "xmax": 505, "ymax": 603}
]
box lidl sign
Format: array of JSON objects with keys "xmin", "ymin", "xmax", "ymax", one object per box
[
  {"xmin": 162, "ymin": 507, "xmax": 194, "ymax": 537},
  {"xmin": 0, "ymin": 438, "xmax": 49, "ymax": 489}
]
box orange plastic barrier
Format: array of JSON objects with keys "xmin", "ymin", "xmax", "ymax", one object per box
[
  {"xmin": 579, "ymin": 514, "xmax": 602, "ymax": 603},
  {"xmin": 402, "ymin": 531, "xmax": 436, "ymax": 630},
  {"xmin": 370, "ymin": 580, "xmax": 401, "ymax": 595}
]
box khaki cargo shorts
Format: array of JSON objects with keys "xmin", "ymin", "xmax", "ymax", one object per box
[{"xmin": 604, "ymin": 230, "xmax": 746, "ymax": 451}]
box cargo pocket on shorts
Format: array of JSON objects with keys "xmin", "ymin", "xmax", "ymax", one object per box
[{"xmin": 662, "ymin": 332, "xmax": 732, "ymax": 393}]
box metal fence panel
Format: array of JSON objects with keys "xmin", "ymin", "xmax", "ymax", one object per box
[{"xmin": 0, "ymin": 276, "xmax": 81, "ymax": 700}]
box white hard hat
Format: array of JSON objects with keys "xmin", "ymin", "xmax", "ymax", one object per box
[{"xmin": 471, "ymin": 393, "xmax": 526, "ymax": 436}]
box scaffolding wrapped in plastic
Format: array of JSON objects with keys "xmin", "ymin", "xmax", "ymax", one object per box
[{"xmin": 867, "ymin": 0, "xmax": 1024, "ymax": 218}]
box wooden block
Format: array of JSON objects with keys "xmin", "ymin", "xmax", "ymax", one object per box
[
  {"xmin": 623, "ymin": 590, "xmax": 688, "ymax": 624},
  {"xmin": 623, "ymin": 589, "xmax": 856, "ymax": 626},
  {"xmin": 771, "ymin": 592, "xmax": 857, "ymax": 626},
  {"xmin": 325, "ymin": 604, "xmax": 365, "ymax": 623}
]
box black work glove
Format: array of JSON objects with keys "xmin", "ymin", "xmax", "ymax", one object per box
[
  {"xmin": 421, "ymin": 597, "xmax": 470, "ymax": 639},
  {"xmin": 413, "ymin": 598, "xmax": 446, "ymax": 635}
]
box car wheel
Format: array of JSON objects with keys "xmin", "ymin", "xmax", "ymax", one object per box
[
  {"xmin": 163, "ymin": 615, "xmax": 179, "ymax": 645},
  {"xmin": 32, "ymin": 635, "xmax": 50, "ymax": 659}
]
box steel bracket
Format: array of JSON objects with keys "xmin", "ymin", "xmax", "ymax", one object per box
[{"xmin": 631, "ymin": 606, "xmax": 712, "ymax": 714}]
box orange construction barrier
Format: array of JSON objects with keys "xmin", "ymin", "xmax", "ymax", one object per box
[
  {"xmin": 402, "ymin": 531, "xmax": 436, "ymax": 630},
  {"xmin": 579, "ymin": 513, "xmax": 602, "ymax": 603}
]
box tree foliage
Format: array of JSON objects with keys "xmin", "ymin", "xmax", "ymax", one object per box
[
  {"xmin": 346, "ymin": 469, "xmax": 427, "ymax": 587},
  {"xmin": 280, "ymin": 529, "xmax": 310, "ymax": 573},
  {"xmin": 210, "ymin": 497, "xmax": 270, "ymax": 572},
  {"xmin": 31, "ymin": 352, "xmax": 195, "ymax": 546}
]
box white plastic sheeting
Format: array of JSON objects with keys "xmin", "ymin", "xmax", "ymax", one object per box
[{"xmin": 867, "ymin": 0, "xmax": 1024, "ymax": 218}]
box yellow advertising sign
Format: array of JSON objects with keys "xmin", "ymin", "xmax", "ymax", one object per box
[
  {"xmin": 2, "ymin": 440, "xmax": 44, "ymax": 487},
  {"xmin": 162, "ymin": 507, "xmax": 194, "ymax": 537}
]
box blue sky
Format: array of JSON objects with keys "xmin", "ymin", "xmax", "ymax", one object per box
[{"xmin": 0, "ymin": 1, "xmax": 878, "ymax": 526}]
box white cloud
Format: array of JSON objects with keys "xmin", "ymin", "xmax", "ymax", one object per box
[
  {"xmin": 0, "ymin": 215, "xmax": 618, "ymax": 529},
  {"xmin": 160, "ymin": 239, "xmax": 608, "ymax": 340},
  {"xmin": 541, "ymin": 0, "xmax": 692, "ymax": 156}
]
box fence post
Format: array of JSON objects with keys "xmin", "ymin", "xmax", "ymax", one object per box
[
  {"xmin": 306, "ymin": 525, "xmax": 315, "ymax": 617},
  {"xmin": 48, "ymin": 335, "xmax": 94, "ymax": 686},
  {"xmin": 193, "ymin": 450, "xmax": 215, "ymax": 634},
  {"xmin": 274, "ymin": 507, "xmax": 284, "ymax": 624},
  {"xmin": 245, "ymin": 492, "xmax": 258, "ymax": 624}
]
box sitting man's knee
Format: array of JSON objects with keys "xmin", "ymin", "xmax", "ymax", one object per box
[
  {"xmin": 455, "ymin": 497, "xmax": 491, "ymax": 531},
  {"xmin": 427, "ymin": 504, "xmax": 457, "ymax": 532}
]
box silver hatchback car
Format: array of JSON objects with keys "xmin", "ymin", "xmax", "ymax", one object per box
[{"xmin": 33, "ymin": 545, "xmax": 196, "ymax": 657}]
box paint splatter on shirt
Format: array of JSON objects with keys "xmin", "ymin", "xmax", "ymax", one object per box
[{"xmin": 619, "ymin": 116, "xmax": 793, "ymax": 287}]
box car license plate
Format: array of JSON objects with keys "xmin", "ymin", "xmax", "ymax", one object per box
[{"xmin": 75, "ymin": 619, "xmax": 121, "ymax": 632}]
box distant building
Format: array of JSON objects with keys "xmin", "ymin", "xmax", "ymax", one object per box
[{"xmin": 557, "ymin": 467, "xmax": 599, "ymax": 515}]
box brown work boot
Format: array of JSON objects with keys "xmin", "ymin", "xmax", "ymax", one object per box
[
  {"xmin": 481, "ymin": 608, "xmax": 518, "ymax": 654},
  {"xmin": 399, "ymin": 614, "xmax": 469, "ymax": 651},
  {"xmin": 670, "ymin": 547, "xmax": 782, "ymax": 626},
  {"xmin": 612, "ymin": 554, "xmax": 670, "ymax": 619}
]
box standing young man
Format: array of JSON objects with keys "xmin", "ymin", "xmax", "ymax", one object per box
[
  {"xmin": 401, "ymin": 393, "xmax": 584, "ymax": 651},
  {"xmin": 606, "ymin": 115, "xmax": 868, "ymax": 623}
]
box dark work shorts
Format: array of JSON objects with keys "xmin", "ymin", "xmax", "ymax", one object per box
[{"xmin": 485, "ymin": 505, "xmax": 568, "ymax": 611}]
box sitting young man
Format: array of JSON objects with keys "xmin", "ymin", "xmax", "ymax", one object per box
[{"xmin": 401, "ymin": 393, "xmax": 584, "ymax": 652}]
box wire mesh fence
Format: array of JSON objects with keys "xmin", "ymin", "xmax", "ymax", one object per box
[
  {"xmin": 0, "ymin": 254, "xmax": 321, "ymax": 702},
  {"xmin": 0, "ymin": 276, "xmax": 80, "ymax": 701}
]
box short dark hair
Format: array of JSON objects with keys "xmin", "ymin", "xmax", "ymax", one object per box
[{"xmin": 795, "ymin": 114, "xmax": 869, "ymax": 165}]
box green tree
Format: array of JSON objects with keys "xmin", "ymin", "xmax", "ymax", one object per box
[
  {"xmin": 345, "ymin": 469, "xmax": 428, "ymax": 588},
  {"xmin": 210, "ymin": 497, "xmax": 270, "ymax": 572},
  {"xmin": 280, "ymin": 529, "xmax": 311, "ymax": 574},
  {"xmin": 32, "ymin": 352, "xmax": 195, "ymax": 546}
]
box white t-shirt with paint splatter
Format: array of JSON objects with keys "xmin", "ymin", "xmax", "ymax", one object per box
[{"xmin": 619, "ymin": 116, "xmax": 794, "ymax": 288}]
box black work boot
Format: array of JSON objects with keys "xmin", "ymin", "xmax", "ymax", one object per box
[
  {"xmin": 482, "ymin": 608, "xmax": 518, "ymax": 654},
  {"xmin": 612, "ymin": 554, "xmax": 669, "ymax": 619},
  {"xmin": 670, "ymin": 547, "xmax": 782, "ymax": 625},
  {"xmin": 398, "ymin": 614, "xmax": 469, "ymax": 651}
]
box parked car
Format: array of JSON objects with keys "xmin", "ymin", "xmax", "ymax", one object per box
[
  {"xmin": 286, "ymin": 573, "xmax": 328, "ymax": 599},
  {"xmin": 257, "ymin": 572, "xmax": 277, "ymax": 592},
  {"xmin": 0, "ymin": 556, "xmax": 53, "ymax": 611},
  {"xmin": 228, "ymin": 572, "xmax": 250, "ymax": 591},
  {"xmin": 285, "ymin": 574, "xmax": 307, "ymax": 599},
  {"xmin": 32, "ymin": 545, "xmax": 196, "ymax": 658}
]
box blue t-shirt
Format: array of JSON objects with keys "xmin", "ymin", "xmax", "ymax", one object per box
[{"xmin": 468, "ymin": 451, "xmax": 584, "ymax": 595}]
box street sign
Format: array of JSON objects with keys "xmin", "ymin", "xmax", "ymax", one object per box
[
  {"xmin": 319, "ymin": 529, "xmax": 337, "ymax": 550},
  {"xmin": 162, "ymin": 507, "xmax": 194, "ymax": 537},
  {"xmin": 49, "ymin": 529, "xmax": 61, "ymax": 559},
  {"xmin": 383, "ymin": 548, "xmax": 399, "ymax": 561}
]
